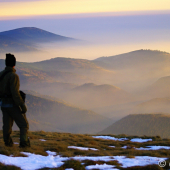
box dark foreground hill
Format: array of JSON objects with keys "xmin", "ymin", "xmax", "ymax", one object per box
[
  {"xmin": 100, "ymin": 114, "xmax": 170, "ymax": 138},
  {"xmin": 0, "ymin": 93, "xmax": 112, "ymax": 134}
]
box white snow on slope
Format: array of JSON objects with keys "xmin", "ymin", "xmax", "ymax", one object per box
[
  {"xmin": 136, "ymin": 146, "xmax": 170, "ymax": 150},
  {"xmin": 39, "ymin": 139, "xmax": 46, "ymax": 142},
  {"xmin": 122, "ymin": 146, "xmax": 129, "ymax": 149},
  {"xmin": 92, "ymin": 136, "xmax": 128, "ymax": 141},
  {"xmin": 111, "ymin": 145, "xmax": 170, "ymax": 150},
  {"xmin": 14, "ymin": 142, "xmax": 19, "ymax": 144},
  {"xmin": 46, "ymin": 151, "xmax": 56, "ymax": 156},
  {"xmin": 86, "ymin": 163, "xmax": 118, "ymax": 170},
  {"xmin": 116, "ymin": 156, "xmax": 166, "ymax": 168},
  {"xmin": 92, "ymin": 136, "xmax": 152, "ymax": 143},
  {"xmin": 0, "ymin": 151, "xmax": 67, "ymax": 170},
  {"xmin": 0, "ymin": 151, "xmax": 167, "ymax": 170},
  {"xmin": 68, "ymin": 146, "xmax": 98, "ymax": 151},
  {"xmin": 73, "ymin": 155, "xmax": 166, "ymax": 168},
  {"xmin": 130, "ymin": 138, "xmax": 152, "ymax": 143}
]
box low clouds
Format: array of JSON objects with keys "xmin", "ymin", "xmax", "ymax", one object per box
[{"xmin": 0, "ymin": 11, "xmax": 170, "ymax": 57}]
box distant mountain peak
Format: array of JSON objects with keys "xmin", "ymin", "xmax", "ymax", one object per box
[
  {"xmin": 137, "ymin": 49, "xmax": 169, "ymax": 54},
  {"xmin": 93, "ymin": 49, "xmax": 170, "ymax": 71},
  {"xmin": 97, "ymin": 84, "xmax": 121, "ymax": 90},
  {"xmin": 73, "ymin": 83, "xmax": 122, "ymax": 92},
  {"xmin": 5, "ymin": 27, "xmax": 42, "ymax": 31},
  {"xmin": 0, "ymin": 27, "xmax": 75, "ymax": 52},
  {"xmin": 0, "ymin": 27, "xmax": 73, "ymax": 40},
  {"xmin": 95, "ymin": 49, "xmax": 170, "ymax": 61}
]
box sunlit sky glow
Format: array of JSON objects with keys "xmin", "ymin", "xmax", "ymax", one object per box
[
  {"xmin": 0, "ymin": 0, "xmax": 170, "ymax": 60},
  {"xmin": 0, "ymin": 0, "xmax": 170, "ymax": 18}
]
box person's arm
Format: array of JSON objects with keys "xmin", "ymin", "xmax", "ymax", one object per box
[{"xmin": 10, "ymin": 73, "xmax": 27, "ymax": 113}]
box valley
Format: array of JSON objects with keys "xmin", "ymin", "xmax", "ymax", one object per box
[{"xmin": 1, "ymin": 27, "xmax": 170, "ymax": 137}]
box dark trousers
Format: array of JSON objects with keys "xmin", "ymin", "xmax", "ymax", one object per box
[{"xmin": 1, "ymin": 105, "xmax": 30, "ymax": 147}]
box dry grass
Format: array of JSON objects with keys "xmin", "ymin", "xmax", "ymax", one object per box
[
  {"xmin": 0, "ymin": 130, "xmax": 169, "ymax": 169},
  {"xmin": 0, "ymin": 163, "xmax": 22, "ymax": 170}
]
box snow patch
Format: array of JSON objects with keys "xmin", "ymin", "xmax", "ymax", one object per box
[
  {"xmin": 46, "ymin": 151, "xmax": 57, "ymax": 156},
  {"xmin": 92, "ymin": 136, "xmax": 152, "ymax": 143},
  {"xmin": 14, "ymin": 142, "xmax": 19, "ymax": 144},
  {"xmin": 0, "ymin": 151, "xmax": 167, "ymax": 170},
  {"xmin": 122, "ymin": 146, "xmax": 128, "ymax": 149},
  {"xmin": 39, "ymin": 139, "xmax": 46, "ymax": 142},
  {"xmin": 92, "ymin": 136, "xmax": 128, "ymax": 141},
  {"xmin": 86, "ymin": 163, "xmax": 118, "ymax": 170},
  {"xmin": 68, "ymin": 146, "xmax": 98, "ymax": 151},
  {"xmin": 130, "ymin": 138, "xmax": 152, "ymax": 143},
  {"xmin": 136, "ymin": 146, "xmax": 170, "ymax": 150}
]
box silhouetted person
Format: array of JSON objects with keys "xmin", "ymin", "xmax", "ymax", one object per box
[{"xmin": 0, "ymin": 53, "xmax": 30, "ymax": 147}]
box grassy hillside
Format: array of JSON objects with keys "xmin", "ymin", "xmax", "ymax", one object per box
[
  {"xmin": 0, "ymin": 93, "xmax": 112, "ymax": 134},
  {"xmin": 0, "ymin": 56, "xmax": 113, "ymax": 86},
  {"xmin": 0, "ymin": 131, "xmax": 169, "ymax": 170},
  {"xmin": 20, "ymin": 57, "xmax": 113, "ymax": 85},
  {"xmin": 100, "ymin": 114, "xmax": 170, "ymax": 138},
  {"xmin": 0, "ymin": 59, "xmax": 106, "ymax": 93},
  {"xmin": 26, "ymin": 57, "xmax": 107, "ymax": 72}
]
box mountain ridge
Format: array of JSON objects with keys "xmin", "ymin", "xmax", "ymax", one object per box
[
  {"xmin": 100, "ymin": 113, "xmax": 170, "ymax": 138},
  {"xmin": 61, "ymin": 82, "xmax": 133, "ymax": 110},
  {"xmin": 141, "ymin": 75, "xmax": 170, "ymax": 99},
  {"xmin": 0, "ymin": 27, "xmax": 75, "ymax": 52},
  {"xmin": 0, "ymin": 27, "xmax": 74, "ymax": 43},
  {"xmin": 93, "ymin": 49, "xmax": 170, "ymax": 70},
  {"xmin": 133, "ymin": 97, "xmax": 170, "ymax": 114},
  {"xmin": 0, "ymin": 92, "xmax": 112, "ymax": 134}
]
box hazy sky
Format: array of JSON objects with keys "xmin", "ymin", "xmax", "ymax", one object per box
[
  {"xmin": 0, "ymin": 0, "xmax": 170, "ymax": 18},
  {"xmin": 0, "ymin": 0, "xmax": 170, "ymax": 60}
]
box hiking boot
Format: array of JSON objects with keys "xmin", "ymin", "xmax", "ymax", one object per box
[
  {"xmin": 5, "ymin": 143, "xmax": 13, "ymax": 147},
  {"xmin": 4, "ymin": 137, "xmax": 13, "ymax": 147},
  {"xmin": 19, "ymin": 138, "xmax": 31, "ymax": 148}
]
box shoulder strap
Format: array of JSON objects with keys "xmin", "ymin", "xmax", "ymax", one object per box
[
  {"xmin": 20, "ymin": 90, "xmax": 26, "ymax": 102},
  {"xmin": 0, "ymin": 70, "xmax": 12, "ymax": 82}
]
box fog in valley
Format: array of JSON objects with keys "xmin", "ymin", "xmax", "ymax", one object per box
[
  {"xmin": 12, "ymin": 49, "xmax": 170, "ymax": 125},
  {"xmin": 1, "ymin": 11, "xmax": 170, "ymax": 134},
  {"xmin": 2, "ymin": 43, "xmax": 170, "ymax": 133}
]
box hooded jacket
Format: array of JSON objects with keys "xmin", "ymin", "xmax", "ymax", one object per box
[{"xmin": 0, "ymin": 66, "xmax": 24, "ymax": 107}]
